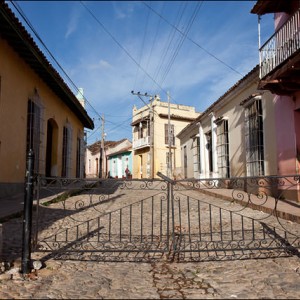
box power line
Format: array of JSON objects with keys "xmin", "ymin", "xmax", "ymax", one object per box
[
  {"xmin": 80, "ymin": 1, "xmax": 174, "ymax": 102},
  {"xmin": 10, "ymin": 1, "xmax": 103, "ymax": 121},
  {"xmin": 151, "ymin": 1, "xmax": 187, "ymax": 92},
  {"xmin": 10, "ymin": 1, "xmax": 142, "ymax": 143},
  {"xmin": 140, "ymin": 1, "xmax": 165, "ymax": 89},
  {"xmin": 159, "ymin": 2, "xmax": 203, "ymax": 88},
  {"xmin": 142, "ymin": 1, "xmax": 244, "ymax": 77},
  {"xmin": 133, "ymin": 2, "xmax": 151, "ymax": 91}
]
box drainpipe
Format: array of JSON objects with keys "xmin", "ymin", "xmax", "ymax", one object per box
[{"xmin": 258, "ymin": 15, "xmax": 262, "ymax": 79}]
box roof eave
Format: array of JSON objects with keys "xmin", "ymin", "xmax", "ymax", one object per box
[{"xmin": 0, "ymin": 2, "xmax": 94, "ymax": 130}]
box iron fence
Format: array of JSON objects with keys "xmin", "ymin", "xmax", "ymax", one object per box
[{"xmin": 31, "ymin": 173, "xmax": 300, "ymax": 263}]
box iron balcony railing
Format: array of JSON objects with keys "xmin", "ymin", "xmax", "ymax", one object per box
[
  {"xmin": 132, "ymin": 136, "xmax": 150, "ymax": 150},
  {"xmin": 259, "ymin": 9, "xmax": 300, "ymax": 79}
]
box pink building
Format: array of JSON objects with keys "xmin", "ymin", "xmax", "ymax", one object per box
[
  {"xmin": 251, "ymin": 0, "xmax": 300, "ymax": 201},
  {"xmin": 251, "ymin": 0, "xmax": 300, "ymax": 175}
]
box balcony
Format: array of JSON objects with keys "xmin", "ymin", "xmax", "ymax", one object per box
[
  {"xmin": 132, "ymin": 136, "xmax": 150, "ymax": 150},
  {"xmin": 258, "ymin": 9, "xmax": 300, "ymax": 94}
]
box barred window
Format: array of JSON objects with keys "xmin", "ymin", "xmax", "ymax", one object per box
[
  {"xmin": 62, "ymin": 124, "xmax": 72, "ymax": 177},
  {"xmin": 164, "ymin": 124, "xmax": 175, "ymax": 146},
  {"xmin": 26, "ymin": 99, "xmax": 44, "ymax": 174},
  {"xmin": 216, "ymin": 120, "xmax": 230, "ymax": 178},
  {"xmin": 205, "ymin": 131, "xmax": 213, "ymax": 173},
  {"xmin": 138, "ymin": 123, "xmax": 143, "ymax": 139},
  {"xmin": 192, "ymin": 136, "xmax": 200, "ymax": 174},
  {"xmin": 76, "ymin": 132, "xmax": 85, "ymax": 178},
  {"xmin": 245, "ymin": 100, "xmax": 265, "ymax": 176}
]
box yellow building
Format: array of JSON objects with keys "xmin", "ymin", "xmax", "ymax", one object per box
[
  {"xmin": 0, "ymin": 3, "xmax": 94, "ymax": 198},
  {"xmin": 131, "ymin": 96, "xmax": 199, "ymax": 179}
]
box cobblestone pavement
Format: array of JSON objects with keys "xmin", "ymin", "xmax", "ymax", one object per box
[
  {"xmin": 1, "ymin": 179, "xmax": 300, "ymax": 299},
  {"xmin": 1, "ymin": 257, "xmax": 300, "ymax": 299}
]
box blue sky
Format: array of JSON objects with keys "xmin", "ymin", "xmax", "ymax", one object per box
[{"xmin": 7, "ymin": 1, "xmax": 274, "ymax": 145}]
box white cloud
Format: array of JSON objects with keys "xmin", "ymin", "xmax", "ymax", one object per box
[
  {"xmin": 59, "ymin": 1, "xmax": 262, "ymax": 142},
  {"xmin": 87, "ymin": 60, "xmax": 113, "ymax": 70},
  {"xmin": 65, "ymin": 8, "xmax": 80, "ymax": 38},
  {"xmin": 112, "ymin": 1, "xmax": 135, "ymax": 20}
]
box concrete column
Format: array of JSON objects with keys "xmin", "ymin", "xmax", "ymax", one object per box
[{"xmin": 198, "ymin": 123, "xmax": 206, "ymax": 179}]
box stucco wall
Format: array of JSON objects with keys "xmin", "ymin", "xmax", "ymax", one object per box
[
  {"xmin": 0, "ymin": 38, "xmax": 85, "ymax": 195},
  {"xmin": 132, "ymin": 98, "xmax": 199, "ymax": 179},
  {"xmin": 274, "ymin": 95, "xmax": 298, "ymax": 175},
  {"xmin": 178, "ymin": 125, "xmax": 199, "ymax": 179},
  {"xmin": 108, "ymin": 152, "xmax": 132, "ymax": 178},
  {"xmin": 177, "ymin": 68, "xmax": 277, "ymax": 180},
  {"xmin": 132, "ymin": 148, "xmax": 149, "ymax": 179}
]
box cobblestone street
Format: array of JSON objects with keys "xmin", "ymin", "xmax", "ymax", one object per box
[
  {"xmin": 1, "ymin": 256, "xmax": 300, "ymax": 299},
  {"xmin": 1, "ymin": 179, "xmax": 300, "ymax": 299}
]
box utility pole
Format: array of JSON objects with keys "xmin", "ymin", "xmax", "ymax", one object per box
[
  {"xmin": 99, "ymin": 114, "xmax": 105, "ymax": 178},
  {"xmin": 167, "ymin": 91, "xmax": 173, "ymax": 178},
  {"xmin": 131, "ymin": 91, "xmax": 155, "ymax": 178}
]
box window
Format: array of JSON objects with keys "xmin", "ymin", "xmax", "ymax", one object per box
[
  {"xmin": 245, "ymin": 100, "xmax": 264, "ymax": 176},
  {"xmin": 192, "ymin": 136, "xmax": 200, "ymax": 174},
  {"xmin": 95, "ymin": 158, "xmax": 99, "ymax": 177},
  {"xmin": 217, "ymin": 119, "xmax": 230, "ymax": 178},
  {"xmin": 62, "ymin": 124, "xmax": 72, "ymax": 177},
  {"xmin": 138, "ymin": 123, "xmax": 143, "ymax": 139},
  {"xmin": 76, "ymin": 133, "xmax": 85, "ymax": 178},
  {"xmin": 205, "ymin": 131, "xmax": 213, "ymax": 173},
  {"xmin": 183, "ymin": 146, "xmax": 187, "ymax": 178},
  {"xmin": 26, "ymin": 99, "xmax": 44, "ymax": 174},
  {"xmin": 165, "ymin": 124, "xmax": 175, "ymax": 146}
]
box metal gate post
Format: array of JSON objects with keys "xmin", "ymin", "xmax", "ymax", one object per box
[
  {"xmin": 21, "ymin": 149, "xmax": 35, "ymax": 274},
  {"xmin": 167, "ymin": 180, "xmax": 170, "ymax": 250},
  {"xmin": 170, "ymin": 182, "xmax": 175, "ymax": 254},
  {"xmin": 157, "ymin": 172, "xmax": 175, "ymax": 254}
]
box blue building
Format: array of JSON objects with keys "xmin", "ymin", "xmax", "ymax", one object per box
[{"xmin": 107, "ymin": 140, "xmax": 132, "ymax": 179}]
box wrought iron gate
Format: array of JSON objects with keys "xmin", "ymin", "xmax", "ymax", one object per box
[{"xmin": 32, "ymin": 173, "xmax": 300, "ymax": 262}]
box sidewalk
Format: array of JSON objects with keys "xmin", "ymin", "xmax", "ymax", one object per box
[
  {"xmin": 197, "ymin": 187, "xmax": 300, "ymax": 223},
  {"xmin": 0, "ymin": 192, "xmax": 25, "ymax": 222}
]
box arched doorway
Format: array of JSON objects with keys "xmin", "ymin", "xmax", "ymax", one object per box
[{"xmin": 45, "ymin": 118, "xmax": 58, "ymax": 177}]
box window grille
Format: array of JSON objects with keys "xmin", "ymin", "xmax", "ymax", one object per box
[
  {"xmin": 183, "ymin": 146, "xmax": 187, "ymax": 178},
  {"xmin": 95, "ymin": 158, "xmax": 99, "ymax": 177},
  {"xmin": 76, "ymin": 131, "xmax": 85, "ymax": 178},
  {"xmin": 26, "ymin": 98, "xmax": 44, "ymax": 175},
  {"xmin": 245, "ymin": 100, "xmax": 265, "ymax": 176},
  {"xmin": 205, "ymin": 132, "xmax": 213, "ymax": 173},
  {"xmin": 62, "ymin": 124, "xmax": 72, "ymax": 177},
  {"xmin": 216, "ymin": 120, "xmax": 230, "ymax": 178},
  {"xmin": 192, "ymin": 136, "xmax": 200, "ymax": 174},
  {"xmin": 164, "ymin": 124, "xmax": 175, "ymax": 145},
  {"xmin": 138, "ymin": 123, "xmax": 143, "ymax": 139}
]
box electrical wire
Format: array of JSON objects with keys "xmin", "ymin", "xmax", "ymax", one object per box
[
  {"xmin": 10, "ymin": 1, "xmax": 132, "ymax": 145},
  {"xmin": 151, "ymin": 2, "xmax": 187, "ymax": 88},
  {"xmin": 80, "ymin": 1, "xmax": 174, "ymax": 102},
  {"xmin": 158, "ymin": 2, "xmax": 203, "ymax": 88},
  {"xmin": 10, "ymin": 1, "xmax": 104, "ymax": 121},
  {"xmin": 140, "ymin": 2, "xmax": 165, "ymax": 89},
  {"xmin": 142, "ymin": 1, "xmax": 244, "ymax": 77},
  {"xmin": 133, "ymin": 2, "xmax": 151, "ymax": 91}
]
